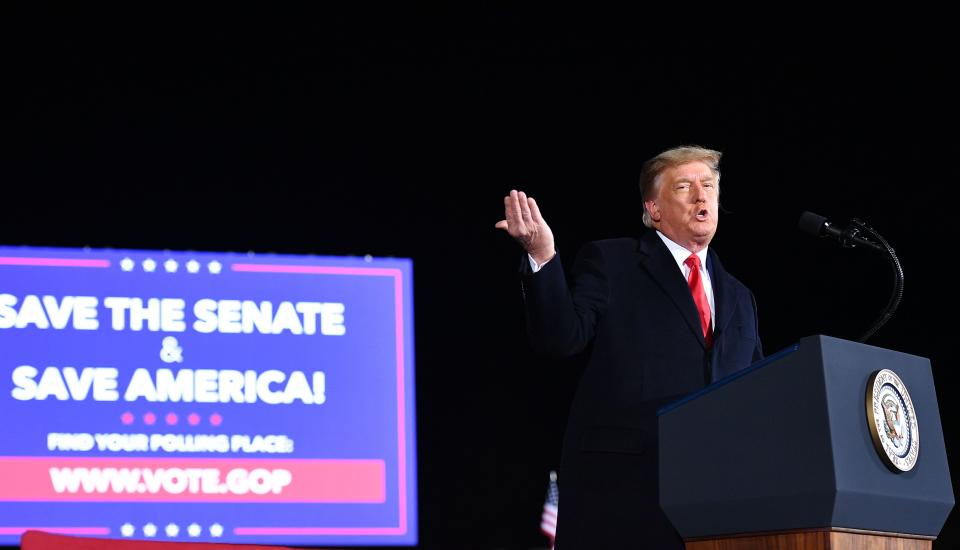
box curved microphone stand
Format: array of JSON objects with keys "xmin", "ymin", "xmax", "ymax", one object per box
[{"xmin": 848, "ymin": 218, "xmax": 904, "ymax": 343}]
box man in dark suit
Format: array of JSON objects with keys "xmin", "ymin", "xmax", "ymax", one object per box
[{"xmin": 496, "ymin": 146, "xmax": 763, "ymax": 549}]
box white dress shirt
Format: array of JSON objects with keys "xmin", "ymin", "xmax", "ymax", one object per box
[{"xmin": 655, "ymin": 231, "xmax": 715, "ymax": 328}]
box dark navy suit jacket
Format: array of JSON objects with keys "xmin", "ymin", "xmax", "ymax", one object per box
[{"xmin": 521, "ymin": 230, "xmax": 763, "ymax": 549}]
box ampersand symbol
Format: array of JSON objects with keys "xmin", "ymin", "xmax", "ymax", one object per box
[{"xmin": 160, "ymin": 336, "xmax": 183, "ymax": 364}]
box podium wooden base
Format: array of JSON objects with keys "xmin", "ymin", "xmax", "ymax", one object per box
[{"xmin": 685, "ymin": 528, "xmax": 934, "ymax": 550}]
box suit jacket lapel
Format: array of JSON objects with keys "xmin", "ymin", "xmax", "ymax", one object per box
[
  {"xmin": 636, "ymin": 231, "xmax": 706, "ymax": 348},
  {"xmin": 707, "ymin": 249, "xmax": 736, "ymax": 340}
]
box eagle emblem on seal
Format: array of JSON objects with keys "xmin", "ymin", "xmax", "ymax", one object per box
[{"xmin": 866, "ymin": 369, "xmax": 919, "ymax": 472}]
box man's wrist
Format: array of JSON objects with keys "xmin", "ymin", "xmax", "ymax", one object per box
[{"xmin": 527, "ymin": 250, "xmax": 556, "ymax": 272}]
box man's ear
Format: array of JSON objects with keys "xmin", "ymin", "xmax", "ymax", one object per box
[{"xmin": 644, "ymin": 200, "xmax": 660, "ymax": 222}]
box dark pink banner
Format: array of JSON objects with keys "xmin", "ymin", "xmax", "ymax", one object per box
[{"xmin": 0, "ymin": 456, "xmax": 385, "ymax": 503}]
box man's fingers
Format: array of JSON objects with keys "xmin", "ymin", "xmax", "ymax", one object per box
[
  {"xmin": 528, "ymin": 197, "xmax": 546, "ymax": 224},
  {"xmin": 505, "ymin": 190, "xmax": 523, "ymax": 224},
  {"xmin": 518, "ymin": 191, "xmax": 533, "ymax": 222},
  {"xmin": 500, "ymin": 190, "xmax": 543, "ymax": 235}
]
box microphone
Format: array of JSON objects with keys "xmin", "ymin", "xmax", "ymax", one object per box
[
  {"xmin": 797, "ymin": 211, "xmax": 884, "ymax": 253},
  {"xmin": 797, "ymin": 210, "xmax": 904, "ymax": 343}
]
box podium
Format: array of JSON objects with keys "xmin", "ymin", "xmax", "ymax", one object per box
[{"xmin": 658, "ymin": 335, "xmax": 954, "ymax": 549}]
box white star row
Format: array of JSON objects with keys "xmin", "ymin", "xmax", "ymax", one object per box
[
  {"xmin": 119, "ymin": 522, "xmax": 224, "ymax": 538},
  {"xmin": 119, "ymin": 258, "xmax": 223, "ymax": 274}
]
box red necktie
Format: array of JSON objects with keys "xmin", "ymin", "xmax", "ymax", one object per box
[{"xmin": 684, "ymin": 254, "xmax": 713, "ymax": 347}]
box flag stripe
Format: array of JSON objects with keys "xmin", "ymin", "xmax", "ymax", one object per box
[{"xmin": 540, "ymin": 471, "xmax": 559, "ymax": 543}]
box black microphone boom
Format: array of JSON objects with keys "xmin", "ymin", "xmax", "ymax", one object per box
[
  {"xmin": 796, "ymin": 211, "xmax": 903, "ymax": 343},
  {"xmin": 797, "ymin": 211, "xmax": 884, "ymax": 253}
]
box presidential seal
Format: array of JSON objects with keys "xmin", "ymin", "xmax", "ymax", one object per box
[{"xmin": 866, "ymin": 369, "xmax": 919, "ymax": 472}]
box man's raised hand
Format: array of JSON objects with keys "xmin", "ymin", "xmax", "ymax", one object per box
[{"xmin": 495, "ymin": 190, "xmax": 556, "ymax": 266}]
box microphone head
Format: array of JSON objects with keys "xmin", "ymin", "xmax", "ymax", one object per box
[{"xmin": 798, "ymin": 211, "xmax": 828, "ymax": 236}]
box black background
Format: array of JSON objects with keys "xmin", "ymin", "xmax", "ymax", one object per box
[{"xmin": 3, "ymin": 8, "xmax": 957, "ymax": 549}]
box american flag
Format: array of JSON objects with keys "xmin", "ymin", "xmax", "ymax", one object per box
[{"xmin": 540, "ymin": 470, "xmax": 559, "ymax": 548}]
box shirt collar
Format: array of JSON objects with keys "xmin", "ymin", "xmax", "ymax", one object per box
[{"xmin": 656, "ymin": 231, "xmax": 709, "ymax": 271}]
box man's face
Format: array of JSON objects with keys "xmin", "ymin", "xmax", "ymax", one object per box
[{"xmin": 645, "ymin": 161, "xmax": 719, "ymax": 251}]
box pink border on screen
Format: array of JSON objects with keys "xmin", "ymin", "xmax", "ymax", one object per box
[
  {"xmin": 0, "ymin": 257, "xmax": 410, "ymax": 539},
  {"xmin": 0, "ymin": 528, "xmax": 110, "ymax": 535},
  {"xmin": 0, "ymin": 257, "xmax": 110, "ymax": 268}
]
